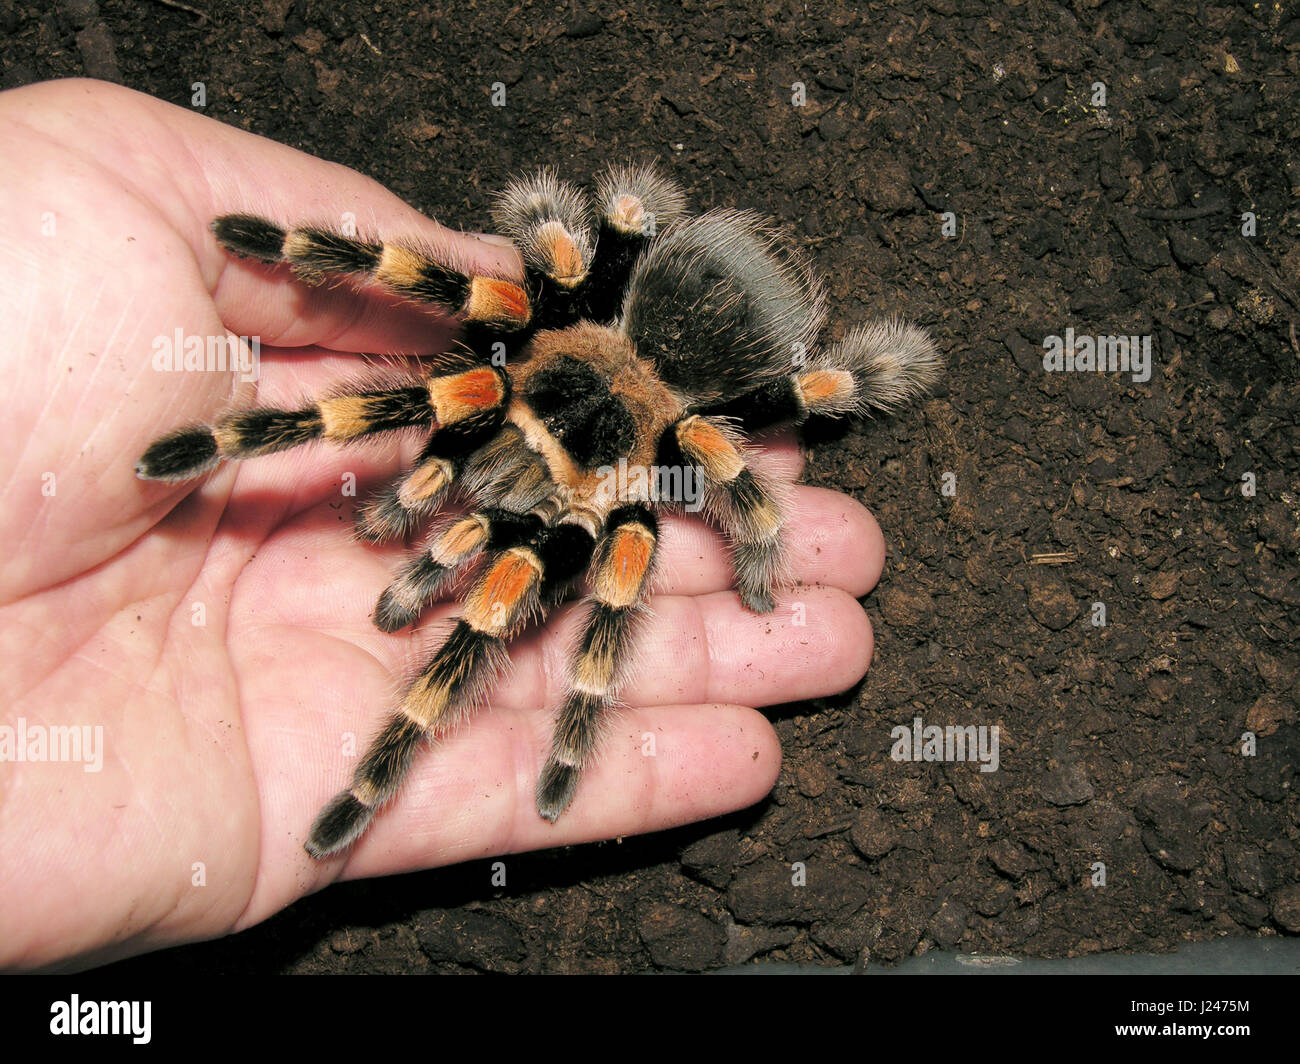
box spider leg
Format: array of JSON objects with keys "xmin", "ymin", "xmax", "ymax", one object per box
[
  {"xmin": 306, "ymin": 549, "xmax": 537, "ymax": 859},
  {"xmin": 579, "ymin": 164, "xmax": 686, "ymax": 323},
  {"xmin": 135, "ymin": 365, "xmax": 508, "ymax": 482},
  {"xmin": 372, "ymin": 507, "xmax": 545, "ymax": 632},
  {"xmin": 457, "ymin": 422, "xmax": 565, "ymax": 514},
  {"xmin": 490, "ymin": 170, "xmax": 597, "ymax": 330},
  {"xmin": 492, "ymin": 166, "xmax": 688, "ymax": 329},
  {"xmin": 492, "ymin": 170, "xmax": 594, "ymax": 290},
  {"xmin": 536, "ymin": 504, "xmax": 658, "ymax": 822},
  {"xmin": 699, "ymin": 317, "xmax": 943, "ymax": 432},
  {"xmin": 668, "ymin": 414, "xmax": 785, "ymax": 614},
  {"xmin": 353, "ymin": 414, "xmax": 503, "ymax": 542},
  {"xmin": 363, "ymin": 411, "xmax": 573, "ymax": 612},
  {"xmin": 306, "ymin": 512, "xmax": 596, "ymax": 858},
  {"xmin": 210, "ymin": 214, "xmax": 532, "ymax": 330},
  {"xmin": 355, "ymin": 403, "xmax": 563, "ymax": 544}
]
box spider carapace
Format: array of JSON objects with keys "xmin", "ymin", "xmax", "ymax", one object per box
[{"xmin": 135, "ymin": 165, "xmax": 942, "ymax": 858}]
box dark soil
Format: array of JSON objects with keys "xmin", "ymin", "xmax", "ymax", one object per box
[{"xmin": 6, "ymin": 0, "xmax": 1297, "ymax": 973}]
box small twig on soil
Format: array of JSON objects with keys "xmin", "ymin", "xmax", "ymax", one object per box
[
  {"xmin": 1030, "ymin": 551, "xmax": 1077, "ymax": 565},
  {"xmin": 147, "ymin": 0, "xmax": 209, "ymax": 20},
  {"xmin": 1172, "ymin": 296, "xmax": 1216, "ymax": 311}
]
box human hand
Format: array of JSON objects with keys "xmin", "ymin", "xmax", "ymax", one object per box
[{"xmin": 0, "ymin": 78, "xmax": 883, "ymax": 970}]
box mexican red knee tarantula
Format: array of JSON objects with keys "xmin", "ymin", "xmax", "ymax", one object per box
[{"xmin": 136, "ymin": 164, "xmax": 942, "ymax": 859}]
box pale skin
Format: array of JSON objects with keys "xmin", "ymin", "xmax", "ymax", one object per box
[{"xmin": 0, "ymin": 79, "xmax": 885, "ymax": 970}]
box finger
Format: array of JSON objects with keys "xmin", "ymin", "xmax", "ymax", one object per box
[
  {"xmin": 243, "ymin": 520, "xmax": 876, "ymax": 712},
  {"xmin": 250, "ymin": 482, "xmax": 882, "ymax": 656},
  {"xmin": 496, "ymin": 585, "xmax": 874, "ymax": 715},
  {"xmin": 329, "ymin": 701, "xmax": 783, "ymax": 882},
  {"xmin": 653, "ymin": 485, "xmax": 883, "ymax": 599},
  {"xmin": 231, "ymin": 620, "xmax": 776, "ymax": 913},
  {"xmin": 253, "ymin": 552, "xmax": 871, "ymax": 728},
  {"xmin": 744, "ymin": 427, "xmax": 803, "ymax": 480},
  {"xmin": 10, "ymin": 79, "xmax": 522, "ymax": 354}
]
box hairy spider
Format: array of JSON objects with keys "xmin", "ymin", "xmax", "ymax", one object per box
[{"xmin": 135, "ymin": 165, "xmax": 942, "ymax": 859}]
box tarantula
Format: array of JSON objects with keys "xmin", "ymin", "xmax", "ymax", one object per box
[{"xmin": 135, "ymin": 165, "xmax": 941, "ymax": 859}]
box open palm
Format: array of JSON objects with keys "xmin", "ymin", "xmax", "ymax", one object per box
[{"xmin": 0, "ymin": 79, "xmax": 883, "ymax": 970}]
